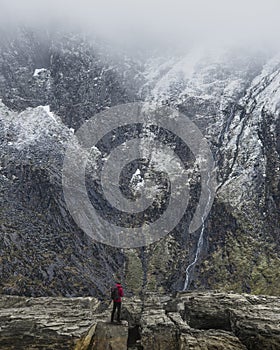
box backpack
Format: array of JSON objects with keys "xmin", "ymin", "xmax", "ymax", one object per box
[{"xmin": 111, "ymin": 286, "xmax": 119, "ymax": 300}]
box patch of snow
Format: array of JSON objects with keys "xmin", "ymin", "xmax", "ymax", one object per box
[
  {"xmin": 33, "ymin": 68, "xmax": 47, "ymax": 77},
  {"xmin": 246, "ymin": 54, "xmax": 280, "ymax": 114},
  {"xmin": 141, "ymin": 46, "xmax": 253, "ymax": 115},
  {"xmin": 41, "ymin": 105, "xmax": 58, "ymax": 124},
  {"xmin": 130, "ymin": 168, "xmax": 144, "ymax": 193},
  {"xmin": 147, "ymin": 48, "xmax": 204, "ymax": 102},
  {"xmin": 0, "ymin": 104, "xmax": 69, "ymax": 150}
]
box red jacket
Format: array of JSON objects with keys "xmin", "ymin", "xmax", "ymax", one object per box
[{"xmin": 114, "ymin": 283, "xmax": 124, "ymax": 302}]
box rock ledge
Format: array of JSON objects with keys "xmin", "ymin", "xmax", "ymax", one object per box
[{"xmin": 1, "ymin": 292, "xmax": 280, "ymax": 349}]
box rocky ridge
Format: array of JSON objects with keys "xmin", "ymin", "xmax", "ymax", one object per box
[{"xmin": 0, "ymin": 291, "xmax": 280, "ymax": 349}]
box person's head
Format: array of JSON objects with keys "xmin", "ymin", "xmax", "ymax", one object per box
[{"xmin": 114, "ymin": 274, "xmax": 121, "ymax": 284}]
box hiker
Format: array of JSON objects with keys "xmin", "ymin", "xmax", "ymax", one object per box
[{"xmin": 111, "ymin": 275, "xmax": 124, "ymax": 323}]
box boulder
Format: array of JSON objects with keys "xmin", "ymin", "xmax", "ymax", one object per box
[
  {"xmin": 179, "ymin": 330, "xmax": 247, "ymax": 350},
  {"xmin": 89, "ymin": 322, "xmax": 128, "ymax": 350},
  {"xmin": 0, "ymin": 295, "xmax": 100, "ymax": 350}
]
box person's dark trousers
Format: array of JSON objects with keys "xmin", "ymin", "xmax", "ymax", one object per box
[{"xmin": 111, "ymin": 301, "xmax": 121, "ymax": 322}]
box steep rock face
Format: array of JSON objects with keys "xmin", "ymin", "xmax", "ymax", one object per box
[
  {"xmin": 0, "ymin": 28, "xmax": 143, "ymax": 297},
  {"xmin": 190, "ymin": 53, "xmax": 280, "ymax": 294},
  {"xmin": 0, "ymin": 27, "xmax": 280, "ymax": 296},
  {"xmin": 0, "ymin": 102, "xmax": 124, "ymax": 297},
  {"xmin": 0, "ymin": 29, "xmax": 142, "ymax": 129},
  {"xmin": 1, "ymin": 292, "xmax": 280, "ymax": 349},
  {"xmin": 129, "ymin": 48, "xmax": 280, "ymax": 294}
]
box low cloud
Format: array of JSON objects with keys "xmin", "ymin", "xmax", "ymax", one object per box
[{"xmin": 1, "ymin": 0, "xmax": 280, "ymax": 50}]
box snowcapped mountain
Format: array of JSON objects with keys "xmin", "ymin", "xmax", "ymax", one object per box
[{"xmin": 0, "ymin": 28, "xmax": 279, "ymax": 297}]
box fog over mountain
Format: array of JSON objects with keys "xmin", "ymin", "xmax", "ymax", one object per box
[{"xmin": 1, "ymin": 0, "xmax": 280, "ymax": 51}]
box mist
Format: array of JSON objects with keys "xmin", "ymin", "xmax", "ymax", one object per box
[{"xmin": 1, "ymin": 0, "xmax": 280, "ymax": 51}]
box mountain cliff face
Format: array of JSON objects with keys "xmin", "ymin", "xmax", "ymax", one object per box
[{"xmin": 0, "ymin": 28, "xmax": 279, "ymax": 297}]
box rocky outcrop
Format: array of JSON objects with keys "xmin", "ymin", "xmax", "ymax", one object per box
[
  {"xmin": 123, "ymin": 291, "xmax": 280, "ymax": 350},
  {"xmin": 0, "ymin": 295, "xmax": 100, "ymax": 349},
  {"xmin": 1, "ymin": 292, "xmax": 280, "ymax": 349},
  {"xmin": 87, "ymin": 322, "xmax": 128, "ymax": 350},
  {"xmin": 177, "ymin": 292, "xmax": 280, "ymax": 349}
]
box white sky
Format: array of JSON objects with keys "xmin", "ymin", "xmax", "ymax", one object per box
[{"xmin": 1, "ymin": 0, "xmax": 279, "ymax": 49}]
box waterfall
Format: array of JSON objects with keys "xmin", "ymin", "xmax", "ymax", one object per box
[{"xmin": 183, "ymin": 171, "xmax": 212, "ymax": 291}]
